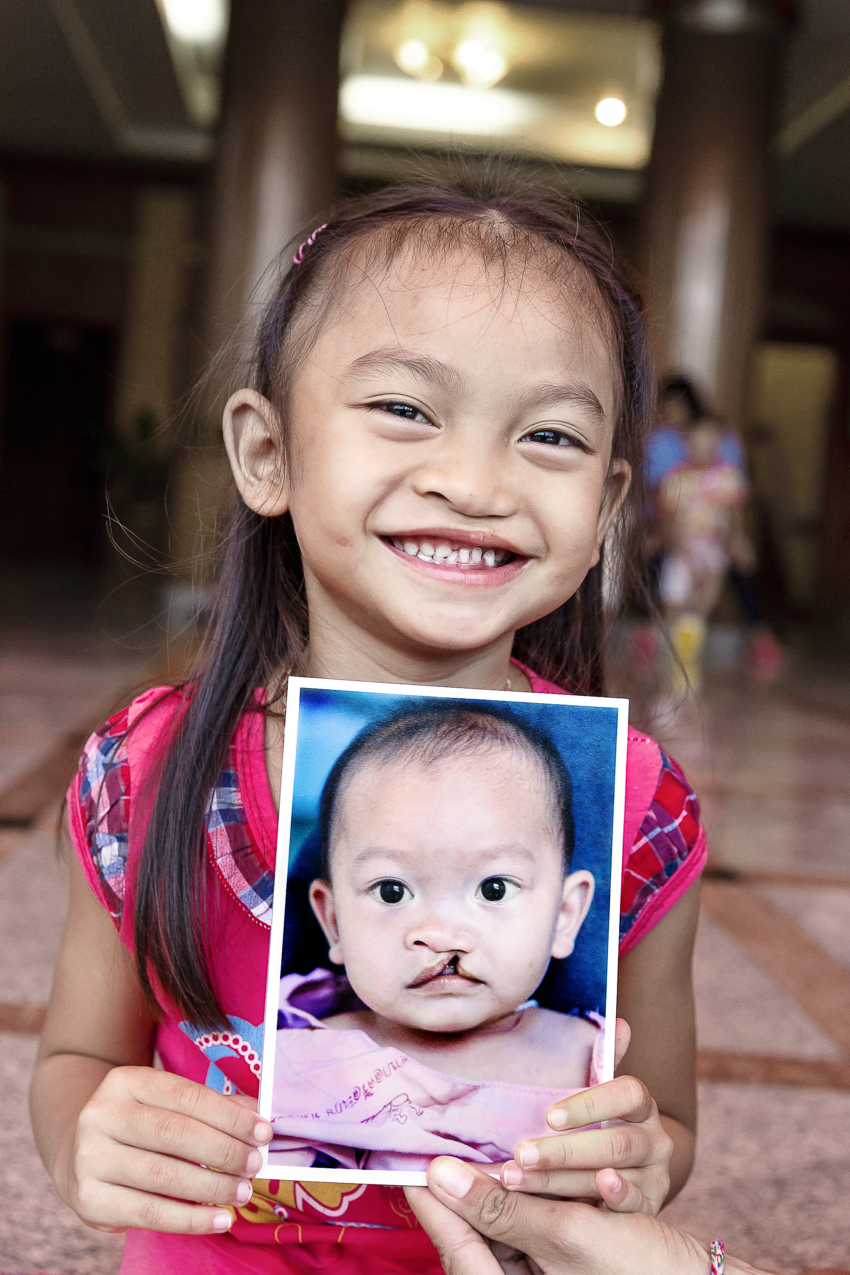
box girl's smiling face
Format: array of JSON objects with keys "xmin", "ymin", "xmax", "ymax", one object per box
[{"xmin": 225, "ymin": 244, "xmax": 629, "ymax": 680}]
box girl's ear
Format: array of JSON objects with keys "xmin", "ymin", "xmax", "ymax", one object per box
[
  {"xmin": 223, "ymin": 388, "xmax": 290, "ymax": 517},
  {"xmin": 550, "ymin": 870, "xmax": 595, "ymax": 960},
  {"xmin": 308, "ymin": 879, "xmax": 345, "ymax": 965},
  {"xmin": 590, "ymin": 458, "xmax": 632, "ymax": 567}
]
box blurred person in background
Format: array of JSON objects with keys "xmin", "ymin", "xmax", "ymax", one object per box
[
  {"xmin": 643, "ymin": 376, "xmax": 782, "ymax": 693},
  {"xmin": 656, "ymin": 420, "xmax": 754, "ymax": 693}
]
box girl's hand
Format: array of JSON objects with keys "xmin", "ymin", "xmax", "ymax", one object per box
[
  {"xmin": 59, "ymin": 1065, "xmax": 272, "ymax": 1234},
  {"xmin": 495, "ymin": 1020, "xmax": 673, "ymax": 1215}
]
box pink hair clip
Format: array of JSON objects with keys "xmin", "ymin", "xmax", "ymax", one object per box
[{"xmin": 292, "ymin": 224, "xmax": 328, "ymax": 266}]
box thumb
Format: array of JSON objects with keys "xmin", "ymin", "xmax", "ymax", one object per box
[
  {"xmin": 424, "ymin": 1157, "xmax": 565, "ymax": 1264},
  {"xmin": 613, "ymin": 1018, "xmax": 631, "ymax": 1070},
  {"xmin": 405, "ymin": 1182, "xmax": 504, "ymax": 1275}
]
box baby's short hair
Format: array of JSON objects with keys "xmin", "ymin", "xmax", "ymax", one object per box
[{"xmin": 318, "ymin": 702, "xmax": 574, "ymax": 878}]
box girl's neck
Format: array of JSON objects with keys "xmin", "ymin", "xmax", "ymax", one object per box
[{"xmin": 304, "ymin": 618, "xmax": 527, "ymax": 692}]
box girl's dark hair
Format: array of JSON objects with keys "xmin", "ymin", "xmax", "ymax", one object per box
[
  {"xmin": 316, "ymin": 702, "xmax": 574, "ymax": 880},
  {"xmin": 659, "ymin": 374, "xmax": 704, "ymax": 423},
  {"xmin": 134, "ymin": 169, "xmax": 655, "ymax": 1028}
]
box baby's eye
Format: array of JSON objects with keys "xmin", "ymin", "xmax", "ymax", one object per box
[
  {"xmin": 477, "ymin": 877, "xmax": 520, "ymax": 903},
  {"xmin": 375, "ymin": 401, "xmax": 431, "ymax": 425},
  {"xmin": 521, "ymin": 427, "xmax": 580, "ymax": 448},
  {"xmin": 370, "ymin": 879, "xmax": 410, "ymax": 905}
]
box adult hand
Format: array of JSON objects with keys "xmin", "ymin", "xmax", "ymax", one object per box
[
  {"xmin": 495, "ymin": 1020, "xmax": 672, "ymax": 1215},
  {"xmin": 58, "ymin": 1066, "xmax": 272, "ymax": 1235},
  {"xmin": 407, "ymin": 1158, "xmax": 766, "ymax": 1275}
]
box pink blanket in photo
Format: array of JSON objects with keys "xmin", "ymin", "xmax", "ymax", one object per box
[{"xmin": 269, "ymin": 970, "xmax": 604, "ymax": 1172}]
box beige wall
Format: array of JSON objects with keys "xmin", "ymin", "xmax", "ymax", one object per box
[
  {"xmin": 115, "ymin": 186, "xmax": 196, "ymax": 440},
  {"xmin": 751, "ymin": 342, "xmax": 837, "ymax": 606}
]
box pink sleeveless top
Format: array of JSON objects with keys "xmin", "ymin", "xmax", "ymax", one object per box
[{"xmin": 67, "ymin": 666, "xmax": 706, "ymax": 1274}]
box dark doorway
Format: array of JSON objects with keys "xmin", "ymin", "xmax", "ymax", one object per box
[{"xmin": 0, "ymin": 320, "xmax": 115, "ymax": 565}]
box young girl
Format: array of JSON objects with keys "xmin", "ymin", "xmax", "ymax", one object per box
[{"xmin": 32, "ymin": 176, "xmax": 706, "ymax": 1274}]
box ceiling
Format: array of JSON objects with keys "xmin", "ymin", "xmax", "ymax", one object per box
[{"xmin": 0, "ymin": 0, "xmax": 848, "ymax": 229}]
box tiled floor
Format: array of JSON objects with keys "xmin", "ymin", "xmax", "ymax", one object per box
[{"xmin": 1, "ymin": 621, "xmax": 850, "ymax": 1274}]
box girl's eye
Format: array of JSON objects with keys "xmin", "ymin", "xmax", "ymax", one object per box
[
  {"xmin": 371, "ymin": 879, "xmax": 410, "ymax": 905},
  {"xmin": 477, "ymin": 877, "xmax": 520, "ymax": 903},
  {"xmin": 521, "ymin": 427, "xmax": 580, "ymax": 448},
  {"xmin": 375, "ymin": 401, "xmax": 431, "ymax": 425}
]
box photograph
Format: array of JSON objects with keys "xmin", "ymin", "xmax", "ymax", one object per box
[{"xmin": 258, "ymin": 678, "xmax": 628, "ymax": 1186}]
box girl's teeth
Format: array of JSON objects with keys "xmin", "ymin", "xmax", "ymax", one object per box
[{"xmin": 393, "ymin": 538, "xmax": 511, "ymax": 567}]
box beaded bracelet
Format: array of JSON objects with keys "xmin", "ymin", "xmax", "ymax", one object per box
[{"xmin": 710, "ymin": 1239, "xmax": 725, "ymax": 1275}]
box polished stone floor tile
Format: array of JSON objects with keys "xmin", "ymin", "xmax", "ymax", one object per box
[
  {"xmin": 664, "ymin": 1082, "xmax": 850, "ymax": 1273},
  {"xmin": 0, "ymin": 1034, "xmax": 124, "ymax": 1275},
  {"xmin": 0, "ymin": 827, "xmax": 72, "ymax": 1005},
  {"xmin": 693, "ymin": 914, "xmax": 843, "ymax": 1059},
  {"xmin": 758, "ymin": 885, "xmax": 850, "ymax": 974}
]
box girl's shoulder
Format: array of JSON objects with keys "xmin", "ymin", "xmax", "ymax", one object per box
[
  {"xmin": 514, "ymin": 662, "xmax": 707, "ymax": 951},
  {"xmin": 66, "ymin": 686, "xmax": 188, "ymax": 923}
]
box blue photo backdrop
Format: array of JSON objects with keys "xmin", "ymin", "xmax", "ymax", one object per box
[{"xmin": 280, "ymin": 686, "xmax": 620, "ymax": 1018}]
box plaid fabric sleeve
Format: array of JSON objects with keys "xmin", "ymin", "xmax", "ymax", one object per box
[
  {"xmin": 70, "ymin": 705, "xmax": 133, "ymax": 924},
  {"xmin": 619, "ymin": 749, "xmax": 704, "ymax": 951}
]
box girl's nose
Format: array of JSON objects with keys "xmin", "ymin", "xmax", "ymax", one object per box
[{"xmin": 410, "ymin": 432, "xmax": 516, "ymax": 520}]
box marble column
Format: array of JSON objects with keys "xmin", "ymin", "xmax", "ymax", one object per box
[
  {"xmin": 203, "ymin": 0, "xmax": 346, "ymax": 351},
  {"xmin": 169, "ymin": 0, "xmax": 346, "ymax": 596},
  {"xmin": 641, "ymin": 0, "xmax": 794, "ymax": 423}
]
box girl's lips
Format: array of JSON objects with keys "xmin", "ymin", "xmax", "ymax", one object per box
[{"xmin": 383, "ymin": 539, "xmax": 531, "ymax": 588}]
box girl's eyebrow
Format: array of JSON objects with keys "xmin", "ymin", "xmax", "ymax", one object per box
[
  {"xmin": 347, "ymin": 347, "xmax": 466, "ymax": 395},
  {"xmin": 347, "ymin": 348, "xmax": 604, "ymax": 424},
  {"xmin": 516, "ymin": 381, "xmax": 606, "ymax": 424}
]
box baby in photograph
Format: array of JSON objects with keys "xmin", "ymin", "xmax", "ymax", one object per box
[{"xmin": 269, "ymin": 703, "xmax": 602, "ymax": 1173}]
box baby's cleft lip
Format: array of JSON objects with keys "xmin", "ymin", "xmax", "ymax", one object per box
[{"xmin": 407, "ymin": 955, "xmax": 482, "ymax": 989}]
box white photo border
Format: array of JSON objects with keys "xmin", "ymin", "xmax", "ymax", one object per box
[{"xmin": 257, "ymin": 676, "xmax": 628, "ymax": 1187}]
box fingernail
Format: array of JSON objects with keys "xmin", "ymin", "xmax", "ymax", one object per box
[
  {"xmin": 502, "ymin": 1161, "xmax": 523, "ymax": 1189},
  {"xmin": 213, "ymin": 1211, "xmax": 233, "ymax": 1231},
  {"xmin": 516, "ymin": 1142, "xmax": 539, "ymax": 1169},
  {"xmin": 235, "ymin": 1180, "xmax": 253, "ymax": 1204},
  {"xmin": 246, "ymin": 1149, "xmax": 262, "ymax": 1174},
  {"xmin": 253, "ymin": 1120, "xmax": 273, "ymax": 1144},
  {"xmin": 432, "ymin": 1158, "xmax": 475, "ymax": 1200},
  {"xmin": 548, "ymin": 1108, "xmax": 569, "ymax": 1130}
]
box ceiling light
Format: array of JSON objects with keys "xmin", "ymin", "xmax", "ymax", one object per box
[
  {"xmin": 340, "ymin": 75, "xmax": 535, "ymax": 136},
  {"xmin": 595, "ymin": 97, "xmax": 627, "ymax": 127},
  {"xmin": 453, "ymin": 40, "xmax": 507, "ymax": 89},
  {"xmin": 395, "ymin": 39, "xmax": 443, "ymax": 81},
  {"xmin": 160, "ymin": 0, "xmax": 227, "ymax": 46}
]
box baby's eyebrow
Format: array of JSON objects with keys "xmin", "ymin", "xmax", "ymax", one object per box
[
  {"xmin": 347, "ymin": 844, "xmax": 543, "ymax": 870},
  {"xmin": 347, "ymin": 347, "xmax": 466, "ymax": 396}
]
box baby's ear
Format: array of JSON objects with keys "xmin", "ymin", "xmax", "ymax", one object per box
[
  {"xmin": 550, "ymin": 870, "xmax": 595, "ymax": 960},
  {"xmin": 308, "ymin": 879, "xmax": 345, "ymax": 965}
]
